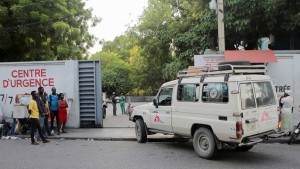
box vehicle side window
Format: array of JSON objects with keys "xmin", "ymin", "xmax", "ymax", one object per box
[
  {"xmin": 202, "ymin": 83, "xmax": 228, "ymax": 103},
  {"xmin": 177, "ymin": 84, "xmax": 200, "ymax": 102},
  {"xmin": 158, "ymin": 88, "xmax": 173, "ymax": 106},
  {"xmin": 254, "ymin": 82, "xmax": 276, "ymax": 107},
  {"xmin": 240, "ymin": 83, "xmax": 256, "ymax": 109}
]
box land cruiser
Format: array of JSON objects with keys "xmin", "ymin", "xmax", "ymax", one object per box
[{"xmin": 129, "ymin": 62, "xmax": 279, "ymax": 159}]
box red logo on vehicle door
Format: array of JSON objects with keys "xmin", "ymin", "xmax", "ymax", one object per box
[
  {"xmin": 154, "ymin": 115, "xmax": 160, "ymax": 122},
  {"xmin": 261, "ymin": 112, "xmax": 269, "ymax": 122}
]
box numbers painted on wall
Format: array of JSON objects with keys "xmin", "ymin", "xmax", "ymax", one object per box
[{"xmin": 0, "ymin": 94, "xmax": 14, "ymax": 104}]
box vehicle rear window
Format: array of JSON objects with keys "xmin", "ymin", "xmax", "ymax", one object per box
[
  {"xmin": 202, "ymin": 83, "xmax": 228, "ymax": 103},
  {"xmin": 240, "ymin": 83, "xmax": 256, "ymax": 109},
  {"xmin": 253, "ymin": 82, "xmax": 276, "ymax": 107}
]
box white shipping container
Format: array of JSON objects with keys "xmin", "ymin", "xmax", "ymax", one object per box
[{"xmin": 0, "ymin": 60, "xmax": 103, "ymax": 128}]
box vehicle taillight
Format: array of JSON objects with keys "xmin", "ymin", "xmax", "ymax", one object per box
[
  {"xmin": 236, "ymin": 121, "xmax": 243, "ymax": 139},
  {"xmin": 278, "ymin": 113, "xmax": 282, "ymax": 129}
]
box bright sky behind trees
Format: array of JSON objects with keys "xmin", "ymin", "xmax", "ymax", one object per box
[{"xmin": 86, "ymin": 0, "xmax": 148, "ymax": 54}]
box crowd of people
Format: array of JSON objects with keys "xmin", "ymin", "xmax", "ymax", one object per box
[{"xmin": 29, "ymin": 87, "xmax": 68, "ymax": 145}]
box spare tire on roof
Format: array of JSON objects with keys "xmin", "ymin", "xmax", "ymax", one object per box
[{"xmin": 218, "ymin": 60, "xmax": 251, "ymax": 71}]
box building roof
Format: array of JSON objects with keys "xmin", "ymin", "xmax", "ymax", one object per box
[{"xmin": 224, "ymin": 50, "xmax": 277, "ymax": 63}]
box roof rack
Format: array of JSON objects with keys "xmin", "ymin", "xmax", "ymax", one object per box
[{"xmin": 177, "ymin": 64, "xmax": 266, "ymax": 79}]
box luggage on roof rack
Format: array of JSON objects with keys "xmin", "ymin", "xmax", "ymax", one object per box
[{"xmin": 177, "ymin": 62, "xmax": 266, "ymax": 78}]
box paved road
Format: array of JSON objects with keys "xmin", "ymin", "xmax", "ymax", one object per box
[
  {"xmin": 103, "ymin": 102, "xmax": 149, "ymax": 128},
  {"xmin": 0, "ymin": 139, "xmax": 299, "ymax": 169}
]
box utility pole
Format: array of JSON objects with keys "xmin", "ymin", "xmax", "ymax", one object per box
[{"xmin": 217, "ymin": 0, "xmax": 225, "ymax": 52}]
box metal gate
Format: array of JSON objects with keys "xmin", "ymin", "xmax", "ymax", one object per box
[{"xmin": 78, "ymin": 60, "xmax": 102, "ymax": 127}]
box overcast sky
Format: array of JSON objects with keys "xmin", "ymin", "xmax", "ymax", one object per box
[{"xmin": 85, "ymin": 0, "xmax": 148, "ymax": 54}]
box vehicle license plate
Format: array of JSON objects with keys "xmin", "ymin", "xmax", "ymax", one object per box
[{"xmin": 247, "ymin": 123, "xmax": 256, "ymax": 131}]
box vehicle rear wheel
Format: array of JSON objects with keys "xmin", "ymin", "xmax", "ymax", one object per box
[
  {"xmin": 193, "ymin": 128, "xmax": 216, "ymax": 159},
  {"xmin": 235, "ymin": 145, "xmax": 254, "ymax": 152},
  {"xmin": 102, "ymin": 107, "xmax": 106, "ymax": 119},
  {"xmin": 135, "ymin": 119, "xmax": 147, "ymax": 143}
]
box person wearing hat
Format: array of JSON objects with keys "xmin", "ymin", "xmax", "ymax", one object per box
[
  {"xmin": 280, "ymin": 90, "xmax": 294, "ymax": 134},
  {"xmin": 111, "ymin": 92, "xmax": 117, "ymax": 116}
]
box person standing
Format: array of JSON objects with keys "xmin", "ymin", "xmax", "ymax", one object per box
[
  {"xmin": 43, "ymin": 92, "xmax": 53, "ymax": 136},
  {"xmin": 47, "ymin": 87, "xmax": 59, "ymax": 134},
  {"xmin": 37, "ymin": 87, "xmax": 52, "ymax": 136},
  {"xmin": 112, "ymin": 92, "xmax": 117, "ymax": 116},
  {"xmin": 58, "ymin": 93, "xmax": 68, "ymax": 135},
  {"xmin": 119, "ymin": 93, "xmax": 126, "ymax": 114},
  {"xmin": 36, "ymin": 87, "xmax": 46, "ymax": 138},
  {"xmin": 280, "ymin": 90, "xmax": 294, "ymax": 134},
  {"xmin": 29, "ymin": 91, "xmax": 49, "ymax": 145}
]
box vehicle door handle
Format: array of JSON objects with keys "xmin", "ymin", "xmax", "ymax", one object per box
[
  {"xmin": 153, "ymin": 111, "xmax": 158, "ymax": 114},
  {"xmin": 245, "ymin": 118, "xmax": 258, "ymax": 124},
  {"xmin": 219, "ymin": 116, "xmax": 227, "ymax": 121},
  {"xmin": 166, "ymin": 111, "xmax": 170, "ymax": 114}
]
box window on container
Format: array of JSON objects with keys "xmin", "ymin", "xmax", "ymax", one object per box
[
  {"xmin": 240, "ymin": 83, "xmax": 256, "ymax": 109},
  {"xmin": 158, "ymin": 87, "xmax": 173, "ymax": 106},
  {"xmin": 254, "ymin": 82, "xmax": 276, "ymax": 107},
  {"xmin": 177, "ymin": 84, "xmax": 200, "ymax": 102},
  {"xmin": 202, "ymin": 83, "xmax": 229, "ymax": 103}
]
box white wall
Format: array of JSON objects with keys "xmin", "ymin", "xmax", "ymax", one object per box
[{"xmin": 0, "ymin": 61, "xmax": 80, "ymax": 128}]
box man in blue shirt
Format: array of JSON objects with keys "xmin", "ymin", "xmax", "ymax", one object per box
[{"xmin": 47, "ymin": 87, "xmax": 59, "ymax": 134}]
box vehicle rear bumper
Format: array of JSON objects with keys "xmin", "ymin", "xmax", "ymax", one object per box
[{"xmin": 239, "ymin": 130, "xmax": 276, "ymax": 146}]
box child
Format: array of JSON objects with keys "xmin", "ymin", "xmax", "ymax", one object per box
[{"xmin": 58, "ymin": 93, "xmax": 68, "ymax": 135}]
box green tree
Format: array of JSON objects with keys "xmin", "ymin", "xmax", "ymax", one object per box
[
  {"xmin": 0, "ymin": 0, "xmax": 100, "ymax": 61},
  {"xmin": 91, "ymin": 51, "xmax": 132, "ymax": 95},
  {"xmin": 136, "ymin": 0, "xmax": 215, "ymax": 80},
  {"xmin": 224, "ymin": 0, "xmax": 300, "ymax": 49}
]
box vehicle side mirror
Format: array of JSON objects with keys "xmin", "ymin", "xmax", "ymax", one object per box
[{"xmin": 153, "ymin": 99, "xmax": 158, "ymax": 108}]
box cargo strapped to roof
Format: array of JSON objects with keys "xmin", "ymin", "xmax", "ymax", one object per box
[{"xmin": 177, "ymin": 64, "xmax": 266, "ymax": 81}]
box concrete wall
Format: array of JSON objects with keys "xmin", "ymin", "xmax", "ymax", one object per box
[
  {"xmin": 126, "ymin": 96, "xmax": 155, "ymax": 102},
  {"xmin": 0, "ymin": 61, "xmax": 80, "ymax": 128}
]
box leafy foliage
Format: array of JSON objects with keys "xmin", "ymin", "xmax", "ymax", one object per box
[
  {"xmin": 224, "ymin": 0, "xmax": 300, "ymax": 49},
  {"xmin": 0, "ymin": 0, "xmax": 100, "ymax": 61}
]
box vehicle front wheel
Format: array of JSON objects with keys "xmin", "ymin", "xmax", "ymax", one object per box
[
  {"xmin": 235, "ymin": 145, "xmax": 254, "ymax": 152},
  {"xmin": 135, "ymin": 119, "xmax": 147, "ymax": 143},
  {"xmin": 193, "ymin": 128, "xmax": 216, "ymax": 159}
]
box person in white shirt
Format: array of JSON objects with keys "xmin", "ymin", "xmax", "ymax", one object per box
[{"xmin": 280, "ymin": 90, "xmax": 294, "ymax": 134}]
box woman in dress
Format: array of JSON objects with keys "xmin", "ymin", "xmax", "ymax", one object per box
[
  {"xmin": 58, "ymin": 93, "xmax": 68, "ymax": 135},
  {"xmin": 280, "ymin": 90, "xmax": 294, "ymax": 134}
]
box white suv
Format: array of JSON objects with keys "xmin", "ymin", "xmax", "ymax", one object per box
[{"xmin": 129, "ymin": 63, "xmax": 279, "ymax": 159}]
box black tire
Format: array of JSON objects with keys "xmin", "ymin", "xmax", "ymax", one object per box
[
  {"xmin": 288, "ymin": 132, "xmax": 298, "ymax": 145},
  {"xmin": 193, "ymin": 128, "xmax": 217, "ymax": 159},
  {"xmin": 235, "ymin": 145, "xmax": 254, "ymax": 152},
  {"xmin": 102, "ymin": 107, "xmax": 106, "ymax": 119},
  {"xmin": 135, "ymin": 119, "xmax": 147, "ymax": 143},
  {"xmin": 0, "ymin": 126, "xmax": 3, "ymax": 137}
]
